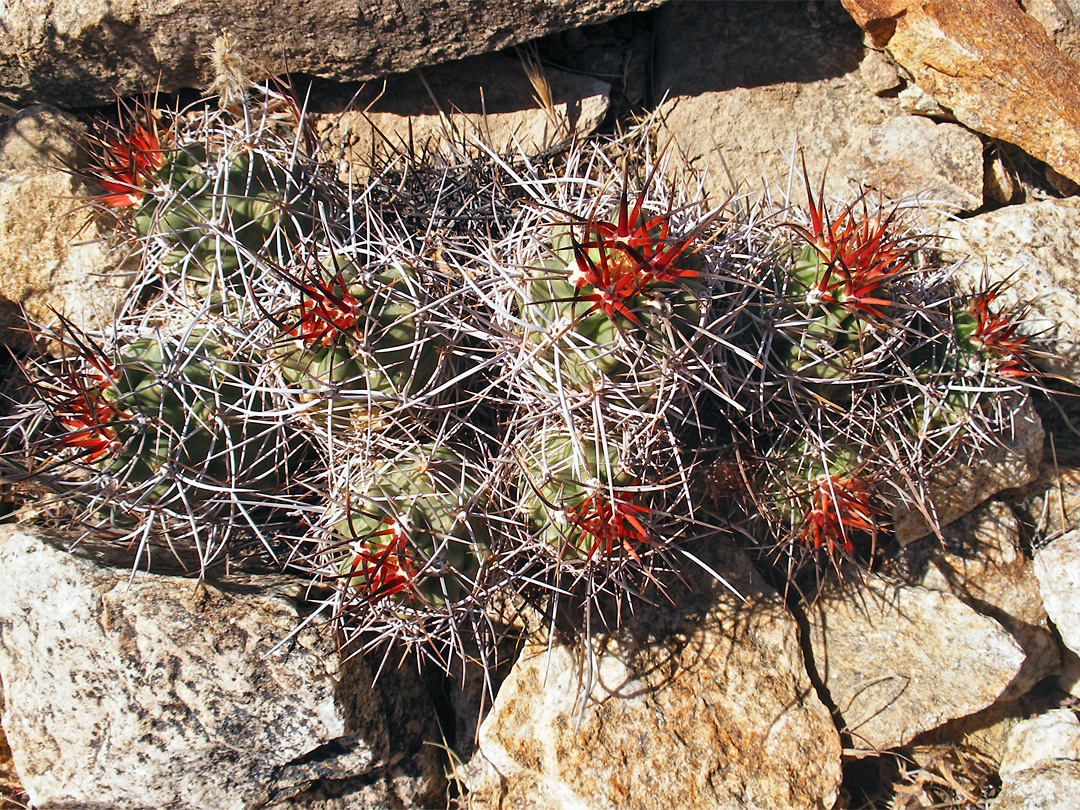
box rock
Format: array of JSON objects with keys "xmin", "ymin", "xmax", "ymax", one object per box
[
  {"xmin": 654, "ymin": 2, "xmax": 984, "ymax": 212},
  {"xmin": 841, "ymin": 0, "xmax": 1080, "ymax": 185},
  {"xmin": 1007, "ymin": 458, "xmax": 1080, "ymax": 557},
  {"xmin": 993, "ymin": 710, "xmax": 1080, "ymax": 810},
  {"xmin": 0, "ymin": 106, "xmax": 129, "ymax": 341},
  {"xmin": 804, "ymin": 577, "xmax": 1025, "ymax": 754},
  {"xmin": 1025, "ymin": 0, "xmax": 1080, "ymax": 62},
  {"xmin": 858, "ymin": 46, "xmax": 902, "ymax": 96},
  {"xmin": 0, "ymin": 719, "xmax": 24, "ymax": 806},
  {"xmin": 1034, "ymin": 529, "xmax": 1080, "ymax": 659},
  {"xmin": 467, "ymin": 543, "xmax": 842, "ymax": 810},
  {"xmin": 999, "ymin": 709, "xmax": 1080, "ymax": 778},
  {"xmin": 918, "ymin": 700, "xmax": 1025, "ymax": 770},
  {"xmin": 314, "ymin": 52, "xmax": 609, "ymax": 179},
  {"xmin": 893, "ymin": 396, "xmax": 1044, "ymax": 544},
  {"xmin": 899, "ymin": 501, "xmax": 1059, "ymax": 699},
  {"xmin": 993, "ymin": 761, "xmax": 1080, "ymax": 810},
  {"xmin": 0, "ymin": 525, "xmax": 445, "ymax": 810},
  {"xmin": 985, "ymin": 147, "xmax": 1021, "ymax": 205},
  {"xmin": 0, "ymin": 0, "xmax": 663, "ymax": 107},
  {"xmin": 942, "ymin": 199, "xmax": 1080, "ymax": 380}
]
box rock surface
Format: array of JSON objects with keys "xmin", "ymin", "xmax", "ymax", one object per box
[
  {"xmin": 468, "ymin": 544, "xmax": 842, "ymax": 810},
  {"xmin": 0, "ymin": 0, "xmax": 662, "ymax": 107},
  {"xmin": 900, "ymin": 501, "xmax": 1059, "ymax": 699},
  {"xmin": 0, "ymin": 106, "xmax": 129, "ymax": 339},
  {"xmin": 1034, "ymin": 529, "xmax": 1080, "ymax": 659},
  {"xmin": 804, "ymin": 578, "xmax": 1026, "ymax": 754},
  {"xmin": 942, "ymin": 198, "xmax": 1080, "ymax": 380},
  {"xmin": 993, "ymin": 710, "xmax": 1080, "ymax": 810},
  {"xmin": 993, "ymin": 761, "xmax": 1080, "ymax": 810},
  {"xmin": 1026, "ymin": 0, "xmax": 1080, "ymax": 62},
  {"xmin": 999, "ymin": 709, "xmax": 1080, "ymax": 778},
  {"xmin": 0, "ymin": 525, "xmax": 444, "ymax": 810},
  {"xmin": 893, "ymin": 397, "xmax": 1045, "ymax": 543},
  {"xmin": 841, "ymin": 0, "xmax": 1080, "ymax": 185},
  {"xmin": 654, "ymin": 2, "xmax": 984, "ymax": 211},
  {"xmin": 314, "ymin": 52, "xmax": 609, "ymax": 177}
]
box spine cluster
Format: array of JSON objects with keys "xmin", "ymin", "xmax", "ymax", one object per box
[{"xmin": 2, "ymin": 70, "xmax": 1047, "ymax": 669}]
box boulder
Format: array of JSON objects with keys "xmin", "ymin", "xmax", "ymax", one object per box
[
  {"xmin": 899, "ymin": 501, "xmax": 1059, "ymax": 699},
  {"xmin": 0, "ymin": 525, "xmax": 445, "ymax": 809},
  {"xmin": 0, "ymin": 0, "xmax": 663, "ymax": 107},
  {"xmin": 314, "ymin": 52, "xmax": 610, "ymax": 179},
  {"xmin": 654, "ymin": 2, "xmax": 984, "ymax": 212},
  {"xmin": 941, "ymin": 199, "xmax": 1080, "ymax": 381},
  {"xmin": 467, "ymin": 543, "xmax": 843, "ymax": 810},
  {"xmin": 993, "ymin": 710, "xmax": 1080, "ymax": 810},
  {"xmin": 841, "ymin": 0, "xmax": 1080, "ymax": 185},
  {"xmin": 803, "ymin": 577, "xmax": 1025, "ymax": 754},
  {"xmin": 1025, "ymin": 0, "xmax": 1080, "ymax": 62},
  {"xmin": 1034, "ymin": 529, "xmax": 1080, "ymax": 661},
  {"xmin": 0, "ymin": 106, "xmax": 129, "ymax": 342}
]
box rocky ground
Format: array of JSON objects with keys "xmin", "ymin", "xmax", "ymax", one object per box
[{"xmin": 2, "ymin": 1, "xmax": 1080, "ymax": 808}]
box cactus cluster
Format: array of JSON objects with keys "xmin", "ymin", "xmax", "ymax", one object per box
[{"xmin": 1, "ymin": 56, "xmax": 1050, "ymax": 671}]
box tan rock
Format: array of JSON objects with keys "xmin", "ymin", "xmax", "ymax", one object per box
[
  {"xmin": 0, "ymin": 107, "xmax": 129, "ymax": 341},
  {"xmin": 1034, "ymin": 528, "xmax": 1080, "ymax": 659},
  {"xmin": 941, "ymin": 198, "xmax": 1080, "ymax": 380},
  {"xmin": 0, "ymin": 0, "xmax": 662, "ymax": 107},
  {"xmin": 1000, "ymin": 709, "xmax": 1080, "ymax": 778},
  {"xmin": 804, "ymin": 578, "xmax": 1025, "ymax": 754},
  {"xmin": 841, "ymin": 0, "xmax": 1080, "ymax": 185},
  {"xmin": 654, "ymin": 2, "xmax": 983, "ymax": 212},
  {"xmin": 900, "ymin": 501, "xmax": 1059, "ymax": 699},
  {"xmin": 0, "ymin": 525, "xmax": 445, "ymax": 809},
  {"xmin": 314, "ymin": 54, "xmax": 609, "ymax": 179},
  {"xmin": 993, "ymin": 760, "xmax": 1080, "ymax": 810},
  {"xmin": 1024, "ymin": 0, "xmax": 1080, "ymax": 62},
  {"xmin": 468, "ymin": 544, "xmax": 842, "ymax": 810}
]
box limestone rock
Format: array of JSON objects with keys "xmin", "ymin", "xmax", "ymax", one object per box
[
  {"xmin": 654, "ymin": 2, "xmax": 983, "ymax": 212},
  {"xmin": 1034, "ymin": 529, "xmax": 1080, "ymax": 659},
  {"xmin": 0, "ymin": 106, "xmax": 129, "ymax": 340},
  {"xmin": 468, "ymin": 544, "xmax": 842, "ymax": 810},
  {"xmin": 900, "ymin": 501, "xmax": 1059, "ymax": 699},
  {"xmin": 314, "ymin": 52, "xmax": 609, "ymax": 179},
  {"xmin": 0, "ymin": 0, "xmax": 663, "ymax": 107},
  {"xmin": 941, "ymin": 199, "xmax": 1080, "ymax": 380},
  {"xmin": 893, "ymin": 396, "xmax": 1044, "ymax": 544},
  {"xmin": 804, "ymin": 578, "xmax": 1025, "ymax": 754},
  {"xmin": 841, "ymin": 0, "xmax": 1080, "ymax": 185},
  {"xmin": 0, "ymin": 525, "xmax": 445, "ymax": 810}
]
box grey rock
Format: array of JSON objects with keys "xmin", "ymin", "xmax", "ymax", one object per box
[
  {"xmin": 941, "ymin": 198, "xmax": 1080, "ymax": 380},
  {"xmin": 653, "ymin": 1, "xmax": 983, "ymax": 212},
  {"xmin": 900, "ymin": 501, "xmax": 1059, "ymax": 699},
  {"xmin": 0, "ymin": 106, "xmax": 129, "ymax": 340},
  {"xmin": 804, "ymin": 577, "xmax": 1025, "ymax": 754},
  {"xmin": 0, "ymin": 525, "xmax": 445, "ymax": 810},
  {"xmin": 893, "ymin": 395, "xmax": 1044, "ymax": 544},
  {"xmin": 467, "ymin": 544, "xmax": 842, "ymax": 810},
  {"xmin": 0, "ymin": 0, "xmax": 663, "ymax": 107}
]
